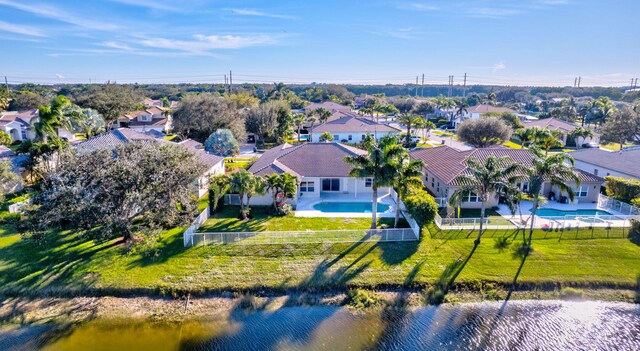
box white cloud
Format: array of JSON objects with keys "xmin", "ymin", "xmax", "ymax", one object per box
[
  {"xmin": 0, "ymin": 20, "xmax": 45, "ymax": 37},
  {"xmin": 100, "ymin": 41, "xmax": 135, "ymax": 51},
  {"xmin": 55, "ymin": 73, "xmax": 64, "ymax": 79},
  {"xmin": 228, "ymin": 8, "xmax": 297, "ymax": 20},
  {"xmin": 398, "ymin": 3, "xmax": 440, "ymax": 11},
  {"xmin": 466, "ymin": 7, "xmax": 522, "ymax": 18},
  {"xmin": 493, "ymin": 62, "xmax": 507, "ymax": 72},
  {"xmin": 138, "ymin": 34, "xmax": 278, "ymax": 54},
  {"xmin": 0, "ymin": 0, "xmax": 119, "ymax": 31}
]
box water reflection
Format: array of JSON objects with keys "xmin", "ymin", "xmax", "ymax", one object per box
[{"xmin": 1, "ymin": 300, "xmax": 638, "ymax": 351}]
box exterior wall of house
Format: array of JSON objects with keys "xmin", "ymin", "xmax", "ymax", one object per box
[
  {"xmin": 541, "ymin": 180, "xmax": 600, "ymax": 204},
  {"xmin": 195, "ymin": 160, "xmax": 224, "ymax": 197},
  {"xmin": 57, "ymin": 127, "xmax": 78, "ymax": 141},
  {"xmin": 2, "ymin": 122, "xmax": 25, "ymax": 141},
  {"xmin": 573, "ymin": 160, "xmax": 637, "ymax": 180},
  {"xmin": 310, "ymin": 131, "xmax": 398, "ymax": 143}
]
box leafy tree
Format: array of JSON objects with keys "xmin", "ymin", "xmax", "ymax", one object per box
[
  {"xmin": 466, "ymin": 94, "xmax": 482, "ymax": 106},
  {"xmin": 0, "ymin": 130, "xmax": 12, "ymax": 146},
  {"xmin": 160, "ymin": 97, "xmax": 170, "ymax": 108},
  {"xmin": 412, "ymin": 101, "xmax": 434, "ymax": 117},
  {"xmin": 345, "ymin": 136, "xmax": 404, "ymax": 229},
  {"xmin": 388, "ymin": 97, "xmax": 416, "ymax": 114},
  {"xmin": 173, "ymin": 93, "xmax": 246, "ymax": 143},
  {"xmin": 8, "ymin": 91, "xmax": 48, "ymax": 111},
  {"xmin": 228, "ymin": 93, "xmax": 260, "ymax": 108},
  {"xmin": 65, "ymin": 106, "xmax": 105, "ymax": 138},
  {"xmin": 75, "ymin": 83, "xmax": 140, "ymax": 129},
  {"xmin": 448, "ymin": 155, "xmax": 525, "ymax": 245},
  {"xmin": 513, "ymin": 128, "xmax": 534, "ymax": 148},
  {"xmin": 453, "ymin": 99, "xmax": 469, "ymax": 121},
  {"xmin": 485, "ymin": 112, "xmax": 524, "ymax": 130},
  {"xmin": 525, "ymin": 148, "xmax": 580, "ymax": 247},
  {"xmin": 590, "ymin": 97, "xmax": 617, "ymax": 126},
  {"xmin": 600, "ymin": 106, "xmax": 640, "ymax": 149},
  {"xmin": 23, "ymin": 142, "xmax": 206, "ymax": 242},
  {"xmin": 0, "ymin": 87, "xmax": 9, "ymax": 111},
  {"xmin": 319, "ymin": 131, "xmax": 334, "ymax": 142},
  {"xmin": 531, "ymin": 127, "xmax": 563, "ymax": 155},
  {"xmin": 209, "ymin": 174, "xmax": 230, "ymax": 213},
  {"xmin": 265, "ymin": 173, "xmax": 298, "ymax": 215},
  {"xmin": 205, "ymin": 129, "xmax": 240, "ymax": 156},
  {"xmin": 33, "ymin": 95, "xmax": 84, "ymax": 142},
  {"xmin": 0, "ymin": 160, "xmax": 21, "ymax": 202},
  {"xmin": 391, "ymin": 155, "xmax": 423, "ymax": 228},
  {"xmin": 456, "ymin": 117, "xmax": 512, "ymax": 148},
  {"xmin": 228, "ymin": 170, "xmax": 265, "ymax": 219}
]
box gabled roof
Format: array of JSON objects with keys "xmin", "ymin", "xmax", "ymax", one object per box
[
  {"xmin": 571, "ymin": 147, "xmax": 640, "ymax": 178},
  {"xmin": 466, "ymin": 104, "xmax": 515, "ymax": 114},
  {"xmin": 312, "ymin": 116, "xmax": 400, "ymax": 134},
  {"xmin": 524, "ymin": 118, "xmax": 581, "ymax": 133},
  {"xmin": 303, "ymin": 101, "xmax": 352, "ymax": 113},
  {"xmin": 0, "ymin": 109, "xmax": 38, "ymax": 127},
  {"xmin": 74, "ymin": 128, "xmax": 223, "ymax": 169},
  {"xmin": 409, "ymin": 146, "xmax": 602, "ymax": 186},
  {"xmin": 248, "ymin": 142, "xmax": 367, "ymax": 178}
]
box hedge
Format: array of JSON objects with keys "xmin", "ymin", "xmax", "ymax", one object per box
[
  {"xmin": 402, "ymin": 188, "xmax": 438, "ymax": 226},
  {"xmin": 605, "ymin": 176, "xmax": 640, "ymax": 203}
]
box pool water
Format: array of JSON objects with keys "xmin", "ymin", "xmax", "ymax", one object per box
[
  {"xmin": 533, "ymin": 208, "xmax": 613, "ymax": 219},
  {"xmin": 313, "ymin": 202, "xmax": 390, "ymax": 213}
]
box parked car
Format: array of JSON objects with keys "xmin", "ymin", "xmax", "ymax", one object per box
[{"xmin": 582, "ymin": 142, "xmax": 599, "ymax": 148}]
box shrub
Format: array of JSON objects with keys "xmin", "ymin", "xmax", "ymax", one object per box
[
  {"xmin": 319, "ymin": 132, "xmax": 334, "ymax": 142},
  {"xmin": 559, "ymin": 287, "xmax": 584, "ymax": 300},
  {"xmin": 425, "ymin": 286, "xmax": 446, "ymax": 305},
  {"xmin": 605, "ymin": 176, "xmax": 640, "ymax": 203},
  {"xmin": 403, "ymin": 189, "xmax": 438, "ymax": 225},
  {"xmin": 347, "ymin": 289, "xmax": 381, "ymax": 309},
  {"xmin": 457, "ymin": 117, "xmax": 512, "ymax": 147},
  {"xmin": 631, "ymin": 198, "xmax": 640, "ymax": 208}
]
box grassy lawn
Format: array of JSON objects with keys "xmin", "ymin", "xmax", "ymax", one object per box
[
  {"xmin": 0, "ymin": 198, "xmax": 638, "ymax": 295},
  {"xmin": 600, "ymin": 142, "xmax": 636, "ymax": 151},
  {"xmin": 224, "ymin": 157, "xmax": 257, "ymax": 172},
  {"xmin": 502, "ymin": 140, "xmax": 523, "ymax": 149},
  {"xmin": 438, "ymin": 208, "xmax": 513, "ymax": 225}
]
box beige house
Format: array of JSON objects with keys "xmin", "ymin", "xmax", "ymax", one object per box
[
  {"xmin": 117, "ymin": 106, "xmax": 171, "ymax": 134},
  {"xmin": 409, "ymin": 146, "xmax": 603, "ymax": 208},
  {"xmin": 310, "ymin": 116, "xmax": 400, "ymax": 142},
  {"xmin": 524, "ymin": 118, "xmax": 599, "ymax": 146},
  {"xmin": 1, "ymin": 109, "xmax": 79, "ymax": 142}
]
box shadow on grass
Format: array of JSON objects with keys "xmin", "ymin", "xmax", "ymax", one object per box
[{"xmin": 426, "ymin": 242, "xmax": 479, "ymax": 304}]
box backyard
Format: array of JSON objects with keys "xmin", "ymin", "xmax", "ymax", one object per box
[
  {"xmin": 0, "ymin": 194, "xmax": 638, "ymax": 297},
  {"xmin": 438, "ymin": 208, "xmax": 513, "ymax": 225}
]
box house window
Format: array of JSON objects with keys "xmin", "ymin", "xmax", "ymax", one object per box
[
  {"xmin": 300, "ymin": 181, "xmax": 315, "ymax": 193},
  {"xmin": 322, "ymin": 178, "xmax": 340, "ymax": 191},
  {"xmin": 21, "ymin": 130, "xmax": 27, "ymax": 140},
  {"xmin": 467, "ymin": 192, "xmax": 480, "ymax": 202},
  {"xmin": 348, "ymin": 134, "xmax": 353, "ymax": 141},
  {"xmin": 361, "ymin": 135, "xmax": 366, "ymax": 141},
  {"xmin": 333, "ymin": 135, "xmax": 339, "ymax": 141},
  {"xmin": 593, "ymin": 169, "xmax": 598, "ymax": 176},
  {"xmin": 521, "ymin": 181, "xmax": 529, "ymax": 192},
  {"xmin": 365, "ymin": 178, "xmax": 373, "ymax": 188},
  {"xmin": 574, "ymin": 185, "xmax": 588, "ymax": 197}
]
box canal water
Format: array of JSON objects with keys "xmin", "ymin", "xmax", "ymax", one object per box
[{"xmin": 1, "ymin": 300, "xmax": 638, "ymax": 350}]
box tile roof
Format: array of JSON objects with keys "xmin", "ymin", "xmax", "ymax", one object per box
[
  {"xmin": 571, "ymin": 147, "xmax": 640, "ymax": 178},
  {"xmin": 0, "ymin": 109, "xmax": 38, "ymax": 127},
  {"xmin": 303, "ymin": 102, "xmax": 352, "ymax": 113},
  {"xmin": 524, "ymin": 118, "xmax": 581, "ymax": 133},
  {"xmin": 409, "ymin": 146, "xmax": 602, "ymax": 186},
  {"xmin": 466, "ymin": 104, "xmax": 516, "ymax": 114},
  {"xmin": 248, "ymin": 142, "xmax": 367, "ymax": 178},
  {"xmin": 312, "ymin": 116, "xmax": 400, "ymax": 134}
]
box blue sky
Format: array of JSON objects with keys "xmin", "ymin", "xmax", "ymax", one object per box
[{"xmin": 0, "ymin": 0, "xmax": 638, "ymax": 86}]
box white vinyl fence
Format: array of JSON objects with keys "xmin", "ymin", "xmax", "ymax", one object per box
[
  {"xmin": 598, "ymin": 194, "xmax": 640, "ymax": 216},
  {"xmin": 183, "ymin": 206, "xmax": 210, "ymax": 247}
]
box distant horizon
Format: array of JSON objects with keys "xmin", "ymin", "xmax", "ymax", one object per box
[{"xmin": 1, "ymin": 1, "xmax": 638, "ymax": 87}]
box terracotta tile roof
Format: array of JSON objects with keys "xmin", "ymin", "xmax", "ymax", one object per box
[
  {"xmin": 409, "ymin": 146, "xmax": 602, "ymax": 186},
  {"xmin": 312, "ymin": 116, "xmax": 400, "ymax": 134},
  {"xmin": 572, "ymin": 147, "xmax": 640, "ymax": 178},
  {"xmin": 303, "ymin": 102, "xmax": 352, "ymax": 113},
  {"xmin": 248, "ymin": 142, "xmax": 367, "ymax": 177},
  {"xmin": 524, "ymin": 118, "xmax": 580, "ymax": 133},
  {"xmin": 0, "ymin": 109, "xmax": 38, "ymax": 127}
]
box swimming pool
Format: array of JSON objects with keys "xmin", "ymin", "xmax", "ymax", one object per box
[
  {"xmin": 533, "ymin": 208, "xmax": 614, "ymax": 219},
  {"xmin": 313, "ymin": 202, "xmax": 390, "ymax": 213}
]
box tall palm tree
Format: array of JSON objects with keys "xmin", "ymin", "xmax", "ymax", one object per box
[
  {"xmin": 293, "ymin": 113, "xmax": 306, "ymax": 142},
  {"xmin": 593, "ymin": 97, "xmax": 616, "ymax": 126},
  {"xmin": 314, "ymin": 107, "xmax": 332, "ymax": 124},
  {"xmin": 396, "ymin": 114, "xmax": 424, "ymax": 144},
  {"xmin": 245, "ymin": 175, "xmax": 267, "ymax": 216},
  {"xmin": 229, "ymin": 170, "xmax": 253, "ymax": 219},
  {"xmin": 391, "ymin": 155, "xmax": 423, "ymax": 228},
  {"xmin": 345, "ymin": 136, "xmax": 404, "ymax": 229},
  {"xmin": 266, "ymin": 173, "xmax": 298, "ymax": 213},
  {"xmin": 33, "ymin": 95, "xmax": 74, "ymax": 143},
  {"xmin": 525, "ymin": 148, "xmax": 580, "ymax": 247},
  {"xmin": 448, "ymin": 155, "xmax": 525, "ymax": 245},
  {"xmin": 533, "ymin": 129, "xmax": 563, "ymax": 155},
  {"xmin": 454, "ymin": 99, "xmax": 469, "ymax": 120},
  {"xmin": 514, "ymin": 128, "xmax": 534, "ymax": 148}
]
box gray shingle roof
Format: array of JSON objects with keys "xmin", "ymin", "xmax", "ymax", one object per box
[
  {"xmin": 248, "ymin": 142, "xmax": 366, "ymax": 177},
  {"xmin": 409, "ymin": 146, "xmax": 602, "ymax": 186},
  {"xmin": 312, "ymin": 116, "xmax": 400, "ymax": 134},
  {"xmin": 572, "ymin": 147, "xmax": 640, "ymax": 178}
]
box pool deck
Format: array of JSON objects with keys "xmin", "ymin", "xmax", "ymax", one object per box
[{"xmin": 295, "ymin": 193, "xmax": 397, "ymax": 218}]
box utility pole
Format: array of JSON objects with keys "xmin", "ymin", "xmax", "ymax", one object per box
[
  {"xmin": 229, "ymin": 70, "xmax": 233, "ymax": 93},
  {"xmin": 635, "ymin": 78, "xmax": 639, "ymax": 89},
  {"xmin": 574, "ymin": 77, "xmax": 578, "ymax": 88},
  {"xmin": 4, "ymin": 76, "xmax": 8, "ymax": 91},
  {"xmin": 447, "ymin": 75, "xmax": 454, "ymax": 98},
  {"xmin": 462, "ymin": 73, "xmax": 467, "ymax": 97},
  {"xmin": 577, "ymin": 76, "xmax": 581, "ymax": 88},
  {"xmin": 421, "ymin": 74, "xmax": 425, "ymax": 97},
  {"xmin": 415, "ymin": 76, "xmax": 419, "ymax": 97}
]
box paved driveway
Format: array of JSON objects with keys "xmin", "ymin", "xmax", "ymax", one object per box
[{"xmin": 426, "ymin": 132, "xmax": 474, "ymax": 151}]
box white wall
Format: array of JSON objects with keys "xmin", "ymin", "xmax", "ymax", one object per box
[
  {"xmin": 195, "ymin": 160, "xmax": 225, "ymax": 197},
  {"xmin": 310, "ymin": 131, "xmax": 398, "ymax": 143}
]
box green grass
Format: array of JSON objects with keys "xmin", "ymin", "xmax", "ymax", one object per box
[
  {"xmin": 600, "ymin": 142, "xmax": 636, "ymax": 151},
  {"xmin": 0, "ymin": 198, "xmax": 638, "ymax": 295},
  {"xmin": 502, "ymin": 140, "xmax": 523, "ymax": 149}
]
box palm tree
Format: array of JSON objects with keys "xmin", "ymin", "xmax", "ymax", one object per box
[
  {"xmin": 293, "ymin": 113, "xmax": 306, "ymax": 142},
  {"xmin": 487, "ymin": 92, "xmax": 497, "ymax": 105},
  {"xmin": 525, "ymin": 148, "xmax": 580, "ymax": 247},
  {"xmin": 314, "ymin": 107, "xmax": 332, "ymax": 124},
  {"xmin": 454, "ymin": 99, "xmax": 469, "ymax": 120},
  {"xmin": 593, "ymin": 97, "xmax": 617, "ymax": 126},
  {"xmin": 391, "ymin": 155, "xmax": 423, "ymax": 228},
  {"xmin": 396, "ymin": 114, "xmax": 424, "ymax": 144},
  {"xmin": 266, "ymin": 173, "xmax": 298, "ymax": 213},
  {"xmin": 229, "ymin": 170, "xmax": 253, "ymax": 219},
  {"xmin": 532, "ymin": 128, "xmax": 563, "ymax": 155},
  {"xmin": 345, "ymin": 136, "xmax": 404, "ymax": 229},
  {"xmin": 245, "ymin": 175, "xmax": 267, "ymax": 216},
  {"xmin": 33, "ymin": 95, "xmax": 74, "ymax": 143},
  {"xmin": 448, "ymin": 155, "xmax": 525, "ymax": 245},
  {"xmin": 567, "ymin": 127, "xmax": 594, "ymax": 148},
  {"xmin": 514, "ymin": 128, "xmax": 534, "ymax": 148}
]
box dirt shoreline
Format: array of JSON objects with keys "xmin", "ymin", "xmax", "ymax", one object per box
[{"xmin": 1, "ymin": 287, "xmax": 637, "ymax": 325}]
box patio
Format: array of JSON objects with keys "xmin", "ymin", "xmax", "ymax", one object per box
[{"xmin": 295, "ymin": 191, "xmax": 397, "ymax": 218}]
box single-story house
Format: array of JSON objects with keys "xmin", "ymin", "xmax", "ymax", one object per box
[
  {"xmin": 310, "ymin": 116, "xmax": 401, "ymax": 142},
  {"xmin": 0, "ymin": 145, "xmax": 27, "ymax": 194},
  {"xmin": 409, "ymin": 146, "xmax": 603, "ymax": 208},
  {"xmin": 454, "ymin": 104, "xmax": 517, "ymax": 127},
  {"xmin": 571, "ymin": 147, "xmax": 640, "ymax": 180},
  {"xmin": 117, "ymin": 106, "xmax": 171, "ymax": 134},
  {"xmin": 354, "ymin": 94, "xmax": 387, "ymax": 109},
  {"xmin": 524, "ymin": 118, "xmax": 599, "ymax": 145},
  {"xmin": 302, "ymin": 101, "xmax": 352, "ymax": 114},
  {"xmin": 247, "ymin": 142, "xmax": 388, "ymax": 206},
  {"xmin": 75, "ymin": 128, "xmax": 223, "ymax": 197},
  {"xmin": 1, "ymin": 109, "xmax": 79, "ymax": 142}
]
